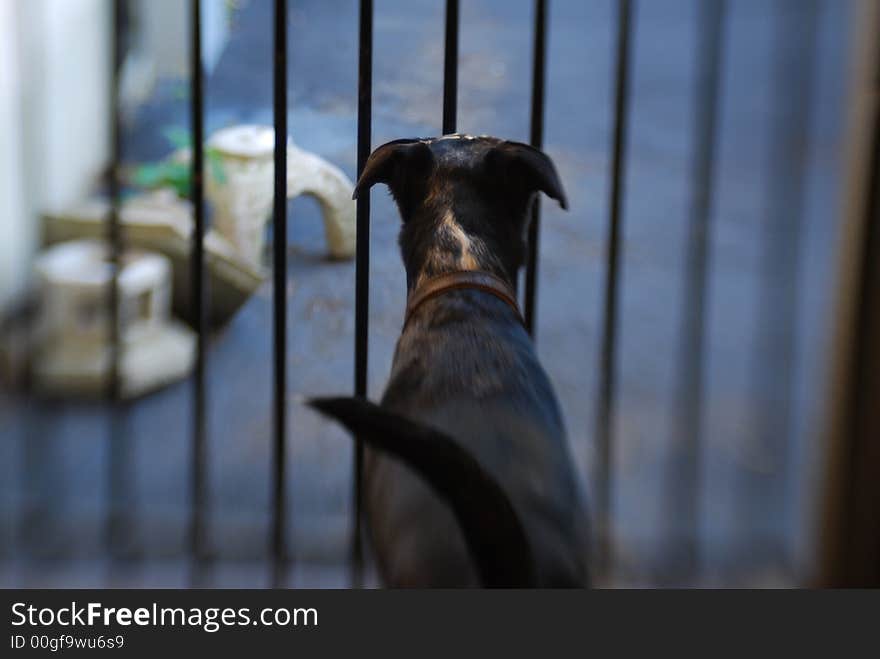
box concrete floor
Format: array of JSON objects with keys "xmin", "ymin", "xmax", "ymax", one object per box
[{"xmin": 0, "ymin": 0, "xmax": 853, "ymax": 586}]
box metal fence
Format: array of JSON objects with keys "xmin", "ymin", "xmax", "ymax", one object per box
[{"xmin": 39, "ymin": 0, "xmax": 880, "ymax": 586}]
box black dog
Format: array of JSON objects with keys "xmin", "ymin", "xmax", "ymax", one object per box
[{"xmin": 310, "ymin": 135, "xmax": 590, "ymax": 587}]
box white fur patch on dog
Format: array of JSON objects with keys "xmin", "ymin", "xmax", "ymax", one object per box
[{"xmin": 440, "ymin": 210, "xmax": 480, "ymax": 270}]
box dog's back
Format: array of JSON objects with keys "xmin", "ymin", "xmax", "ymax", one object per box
[
  {"xmin": 367, "ymin": 289, "xmax": 591, "ymax": 586},
  {"xmin": 311, "ymin": 135, "xmax": 591, "ymax": 587}
]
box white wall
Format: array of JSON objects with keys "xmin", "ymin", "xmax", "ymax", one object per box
[
  {"xmin": 0, "ymin": 0, "xmax": 231, "ymax": 310},
  {"xmin": 0, "ymin": 0, "xmax": 111, "ymax": 309},
  {"xmin": 0, "ymin": 0, "xmax": 28, "ymax": 307}
]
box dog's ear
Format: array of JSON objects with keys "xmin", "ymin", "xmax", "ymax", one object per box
[
  {"xmin": 486, "ymin": 141, "xmax": 568, "ymax": 210},
  {"xmin": 352, "ymin": 139, "xmax": 435, "ymax": 202}
]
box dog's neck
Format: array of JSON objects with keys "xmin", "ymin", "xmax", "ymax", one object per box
[{"xmin": 399, "ymin": 206, "xmax": 524, "ymax": 293}]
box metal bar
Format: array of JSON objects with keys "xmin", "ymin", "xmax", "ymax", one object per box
[
  {"xmin": 105, "ymin": 0, "xmax": 126, "ymax": 556},
  {"xmin": 817, "ymin": 0, "xmax": 880, "ymax": 589},
  {"xmin": 271, "ymin": 0, "xmax": 289, "ymax": 588},
  {"xmin": 107, "ymin": 0, "xmax": 123, "ymax": 408},
  {"xmin": 189, "ymin": 0, "xmax": 208, "ymax": 581},
  {"xmin": 745, "ymin": 0, "xmax": 818, "ymax": 570},
  {"xmin": 595, "ymin": 0, "xmax": 634, "ymax": 577},
  {"xmin": 523, "ymin": 0, "xmax": 548, "ymax": 336},
  {"xmin": 352, "ymin": 0, "xmax": 373, "ymax": 588},
  {"xmin": 442, "ymin": 0, "xmax": 459, "ymax": 134},
  {"xmin": 668, "ymin": 0, "xmax": 726, "ymax": 581},
  {"xmin": 830, "ymin": 84, "xmax": 880, "ymax": 585}
]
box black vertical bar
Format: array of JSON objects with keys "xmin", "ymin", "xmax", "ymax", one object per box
[
  {"xmin": 189, "ymin": 0, "xmax": 208, "ymax": 582},
  {"xmin": 107, "ymin": 0, "xmax": 123, "ymax": 408},
  {"xmin": 271, "ymin": 0, "xmax": 289, "ymax": 588},
  {"xmin": 595, "ymin": 0, "xmax": 634, "ymax": 577},
  {"xmin": 442, "ymin": 0, "xmax": 459, "ymax": 134},
  {"xmin": 668, "ymin": 0, "xmax": 726, "ymax": 581},
  {"xmin": 352, "ymin": 0, "xmax": 373, "ymax": 588},
  {"xmin": 819, "ymin": 16, "xmax": 880, "ymax": 584},
  {"xmin": 828, "ymin": 126, "xmax": 880, "ymax": 586},
  {"xmin": 523, "ymin": 0, "xmax": 548, "ymax": 336},
  {"xmin": 746, "ymin": 0, "xmax": 818, "ymax": 569},
  {"xmin": 106, "ymin": 0, "xmax": 127, "ymax": 559}
]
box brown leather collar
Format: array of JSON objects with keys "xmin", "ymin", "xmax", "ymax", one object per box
[{"xmin": 403, "ymin": 270, "xmax": 523, "ymax": 329}]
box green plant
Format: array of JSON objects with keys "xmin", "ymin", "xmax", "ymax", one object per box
[{"xmin": 131, "ymin": 126, "xmax": 226, "ymax": 199}]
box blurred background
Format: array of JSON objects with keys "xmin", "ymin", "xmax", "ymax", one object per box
[{"xmin": 0, "ymin": 0, "xmax": 877, "ymax": 587}]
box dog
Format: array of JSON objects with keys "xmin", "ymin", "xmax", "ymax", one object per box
[{"xmin": 309, "ymin": 134, "xmax": 591, "ymax": 587}]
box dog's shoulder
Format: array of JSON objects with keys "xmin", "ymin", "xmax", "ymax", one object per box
[{"xmin": 387, "ymin": 291, "xmax": 555, "ymax": 405}]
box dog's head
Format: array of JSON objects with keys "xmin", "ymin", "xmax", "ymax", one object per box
[{"xmin": 354, "ymin": 135, "xmax": 567, "ymax": 287}]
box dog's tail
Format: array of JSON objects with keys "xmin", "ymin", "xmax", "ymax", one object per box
[{"xmin": 308, "ymin": 396, "xmax": 537, "ymax": 587}]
